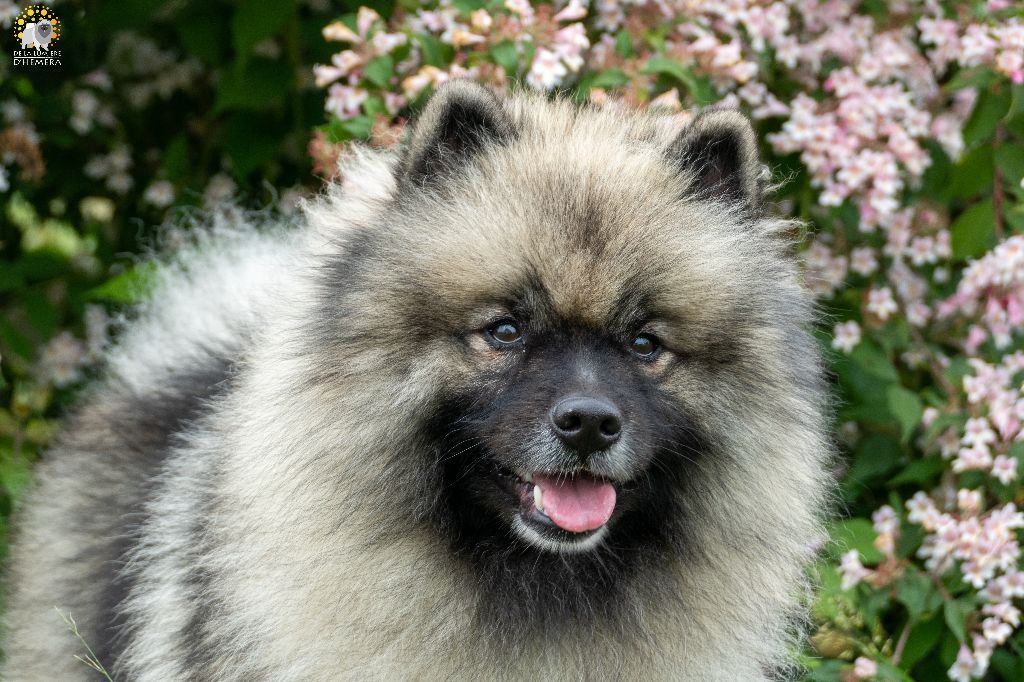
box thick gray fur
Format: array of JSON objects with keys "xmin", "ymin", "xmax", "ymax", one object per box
[{"xmin": 3, "ymin": 82, "xmax": 831, "ymax": 681}]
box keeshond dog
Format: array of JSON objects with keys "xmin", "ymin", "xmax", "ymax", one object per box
[{"xmin": 3, "ymin": 81, "xmax": 831, "ymax": 680}]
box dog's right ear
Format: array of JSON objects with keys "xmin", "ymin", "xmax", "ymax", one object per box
[{"xmin": 402, "ymin": 80, "xmax": 517, "ymax": 188}]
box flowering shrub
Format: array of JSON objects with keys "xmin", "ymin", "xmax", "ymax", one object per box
[
  {"xmin": 2, "ymin": 0, "xmax": 1024, "ymax": 679},
  {"xmin": 0, "ymin": 0, "xmax": 337, "ymax": 554}
]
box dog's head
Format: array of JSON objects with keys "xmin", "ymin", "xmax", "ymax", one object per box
[
  {"xmin": 33, "ymin": 20, "xmax": 52, "ymax": 41},
  {"xmin": 309, "ymin": 82, "xmax": 826, "ymax": 631}
]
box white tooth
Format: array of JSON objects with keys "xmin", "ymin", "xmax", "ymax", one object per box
[{"xmin": 533, "ymin": 484, "xmax": 543, "ymax": 512}]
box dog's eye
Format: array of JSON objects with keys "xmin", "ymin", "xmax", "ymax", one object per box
[
  {"xmin": 486, "ymin": 319, "xmax": 523, "ymax": 347},
  {"xmin": 629, "ymin": 334, "xmax": 660, "ymax": 358}
]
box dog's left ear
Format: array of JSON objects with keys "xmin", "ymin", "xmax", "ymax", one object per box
[
  {"xmin": 667, "ymin": 110, "xmax": 763, "ymax": 208},
  {"xmin": 402, "ymin": 80, "xmax": 517, "ymax": 188}
]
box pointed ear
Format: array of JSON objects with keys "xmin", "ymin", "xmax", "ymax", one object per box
[
  {"xmin": 667, "ymin": 110, "xmax": 763, "ymax": 208},
  {"xmin": 402, "ymin": 80, "xmax": 516, "ymax": 187}
]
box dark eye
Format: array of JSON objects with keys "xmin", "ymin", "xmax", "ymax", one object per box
[
  {"xmin": 629, "ymin": 333, "xmax": 660, "ymax": 358},
  {"xmin": 486, "ymin": 319, "xmax": 523, "ymax": 347}
]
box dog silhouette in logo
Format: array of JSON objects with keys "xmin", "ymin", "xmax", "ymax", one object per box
[{"xmin": 21, "ymin": 19, "xmax": 54, "ymax": 51}]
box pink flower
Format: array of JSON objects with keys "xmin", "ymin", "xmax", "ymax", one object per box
[
  {"xmin": 954, "ymin": 443, "xmax": 993, "ymax": 473},
  {"xmin": 839, "ymin": 550, "xmax": 872, "ymax": 590},
  {"xmin": 504, "ymin": 0, "xmax": 535, "ymax": 23},
  {"xmin": 527, "ymin": 48, "xmax": 569, "ymax": 90},
  {"xmin": 832, "ymin": 320, "xmax": 862, "ymax": 354},
  {"xmin": 554, "ymin": 0, "xmax": 588, "ymax": 22},
  {"xmin": 866, "ymin": 287, "xmax": 898, "ymax": 320},
  {"xmin": 852, "ymin": 656, "xmax": 878, "ymax": 679},
  {"xmin": 470, "ymin": 9, "xmax": 493, "ymax": 32},
  {"xmin": 982, "ymin": 616, "xmax": 1012, "ymax": 644},
  {"xmin": 991, "ymin": 455, "xmax": 1017, "ymax": 485},
  {"xmin": 948, "ymin": 645, "xmax": 978, "ymax": 682},
  {"xmin": 850, "ymin": 247, "xmax": 878, "ymax": 276},
  {"xmin": 325, "ymin": 84, "xmax": 368, "ymax": 120}
]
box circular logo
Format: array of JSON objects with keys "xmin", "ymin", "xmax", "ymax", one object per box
[{"xmin": 12, "ymin": 5, "xmax": 62, "ymax": 51}]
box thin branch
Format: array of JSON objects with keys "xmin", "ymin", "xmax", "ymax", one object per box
[{"xmin": 891, "ymin": 618, "xmax": 913, "ymax": 665}]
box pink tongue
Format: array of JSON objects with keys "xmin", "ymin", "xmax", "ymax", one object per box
[{"xmin": 534, "ymin": 474, "xmax": 616, "ymax": 533}]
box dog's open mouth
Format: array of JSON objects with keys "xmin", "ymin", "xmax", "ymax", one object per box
[{"xmin": 499, "ymin": 468, "xmax": 617, "ymax": 544}]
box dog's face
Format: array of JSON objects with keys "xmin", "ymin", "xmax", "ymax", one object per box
[
  {"xmin": 381, "ymin": 82, "xmax": 801, "ymax": 558},
  {"xmin": 428, "ymin": 271, "xmax": 700, "ymax": 555},
  {"xmin": 33, "ymin": 20, "xmax": 52, "ymax": 40},
  {"xmin": 313, "ymin": 83, "xmax": 813, "ymax": 621}
]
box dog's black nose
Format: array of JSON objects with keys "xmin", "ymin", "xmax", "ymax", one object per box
[{"xmin": 550, "ymin": 397, "xmax": 622, "ymax": 456}]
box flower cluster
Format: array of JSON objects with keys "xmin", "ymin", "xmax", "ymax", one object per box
[{"xmin": 941, "ymin": 236, "xmax": 1024, "ymax": 351}]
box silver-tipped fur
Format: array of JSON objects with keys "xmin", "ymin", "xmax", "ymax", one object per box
[{"xmin": 3, "ymin": 83, "xmax": 831, "ymax": 681}]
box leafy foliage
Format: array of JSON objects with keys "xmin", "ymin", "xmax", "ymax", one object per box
[{"xmin": 0, "ymin": 0, "xmax": 345, "ymax": 560}]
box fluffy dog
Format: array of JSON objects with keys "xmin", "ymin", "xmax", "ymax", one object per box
[
  {"xmin": 3, "ymin": 81, "xmax": 831, "ymax": 681},
  {"xmin": 20, "ymin": 20, "xmax": 53, "ymax": 51}
]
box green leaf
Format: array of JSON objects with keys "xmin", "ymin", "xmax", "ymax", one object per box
[
  {"xmin": 888, "ymin": 457, "xmax": 944, "ymax": 487},
  {"xmin": 943, "ymin": 356, "xmax": 971, "ymax": 389},
  {"xmin": 943, "ymin": 598, "xmax": 975, "ymax": 643},
  {"xmin": 362, "ymin": 55, "xmax": 394, "ymax": 88},
  {"xmin": 944, "ymin": 67, "xmax": 997, "ymax": 93},
  {"xmin": 919, "ymin": 140, "xmax": 951, "ymax": 200},
  {"xmin": 887, "ymin": 386, "xmax": 923, "ymax": 443},
  {"xmin": 452, "ymin": 0, "xmax": 489, "ymax": 11},
  {"xmin": 995, "ymin": 143, "xmax": 1024, "ymax": 187},
  {"xmin": 895, "ymin": 523, "xmax": 924, "ymax": 561},
  {"xmin": 962, "ymin": 86, "xmax": 1011, "ymax": 148},
  {"xmin": 162, "ymin": 135, "xmax": 190, "ymax": 184},
  {"xmin": 95, "ymin": 0, "xmax": 167, "ymax": 29},
  {"xmin": 875, "ymin": 659, "xmax": 916, "ymax": 682},
  {"xmin": 591, "ymin": 69, "xmax": 630, "ymax": 89},
  {"xmin": 1003, "ymin": 82, "xmax": 1024, "ymax": 124},
  {"xmin": 222, "ymin": 113, "xmax": 286, "ymax": 178},
  {"xmin": 232, "ymin": 0, "xmax": 295, "ymax": 64},
  {"xmin": 830, "ymin": 518, "xmax": 884, "ymax": 564},
  {"xmin": 0, "ymin": 317, "xmax": 32, "ymax": 362},
  {"xmin": 895, "ymin": 572, "xmax": 941, "ymax": 622},
  {"xmin": 362, "ymin": 95, "xmax": 387, "ymax": 118},
  {"xmin": 176, "ymin": 3, "xmax": 232, "ymax": 65},
  {"xmin": 899, "ymin": 615, "xmax": 945, "ymax": 670},
  {"xmin": 1011, "ymin": 441, "xmax": 1024, "ymax": 463},
  {"xmin": 805, "ymin": 659, "xmax": 846, "ymax": 681},
  {"xmin": 215, "ymin": 59, "xmax": 294, "ymax": 112},
  {"xmin": 991, "ymin": 648, "xmax": 1022, "ymax": 680},
  {"xmin": 844, "ymin": 435, "xmax": 903, "ymax": 487},
  {"xmin": 0, "ymin": 263, "xmax": 25, "ymax": 293},
  {"xmin": 340, "ymin": 115, "xmax": 375, "ymax": 140},
  {"xmin": 416, "ymin": 34, "xmax": 452, "ymax": 68},
  {"xmin": 944, "ymin": 144, "xmax": 993, "ymax": 201},
  {"xmin": 22, "ymin": 291, "xmax": 59, "ymax": 339},
  {"xmin": 0, "ymin": 447, "xmax": 32, "ymax": 501},
  {"xmin": 489, "ymin": 41, "xmax": 519, "ymax": 74},
  {"xmin": 85, "ymin": 263, "xmax": 159, "ymax": 304},
  {"xmin": 324, "ymin": 115, "xmax": 373, "ymax": 144},
  {"xmin": 614, "ymin": 30, "xmax": 633, "ymax": 58},
  {"xmin": 849, "ymin": 340, "xmax": 899, "ymax": 382},
  {"xmin": 641, "ymin": 57, "xmax": 715, "ymax": 104},
  {"xmin": 950, "ymin": 199, "xmax": 996, "ymax": 261},
  {"xmin": 641, "ymin": 56, "xmax": 690, "ymax": 82}
]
